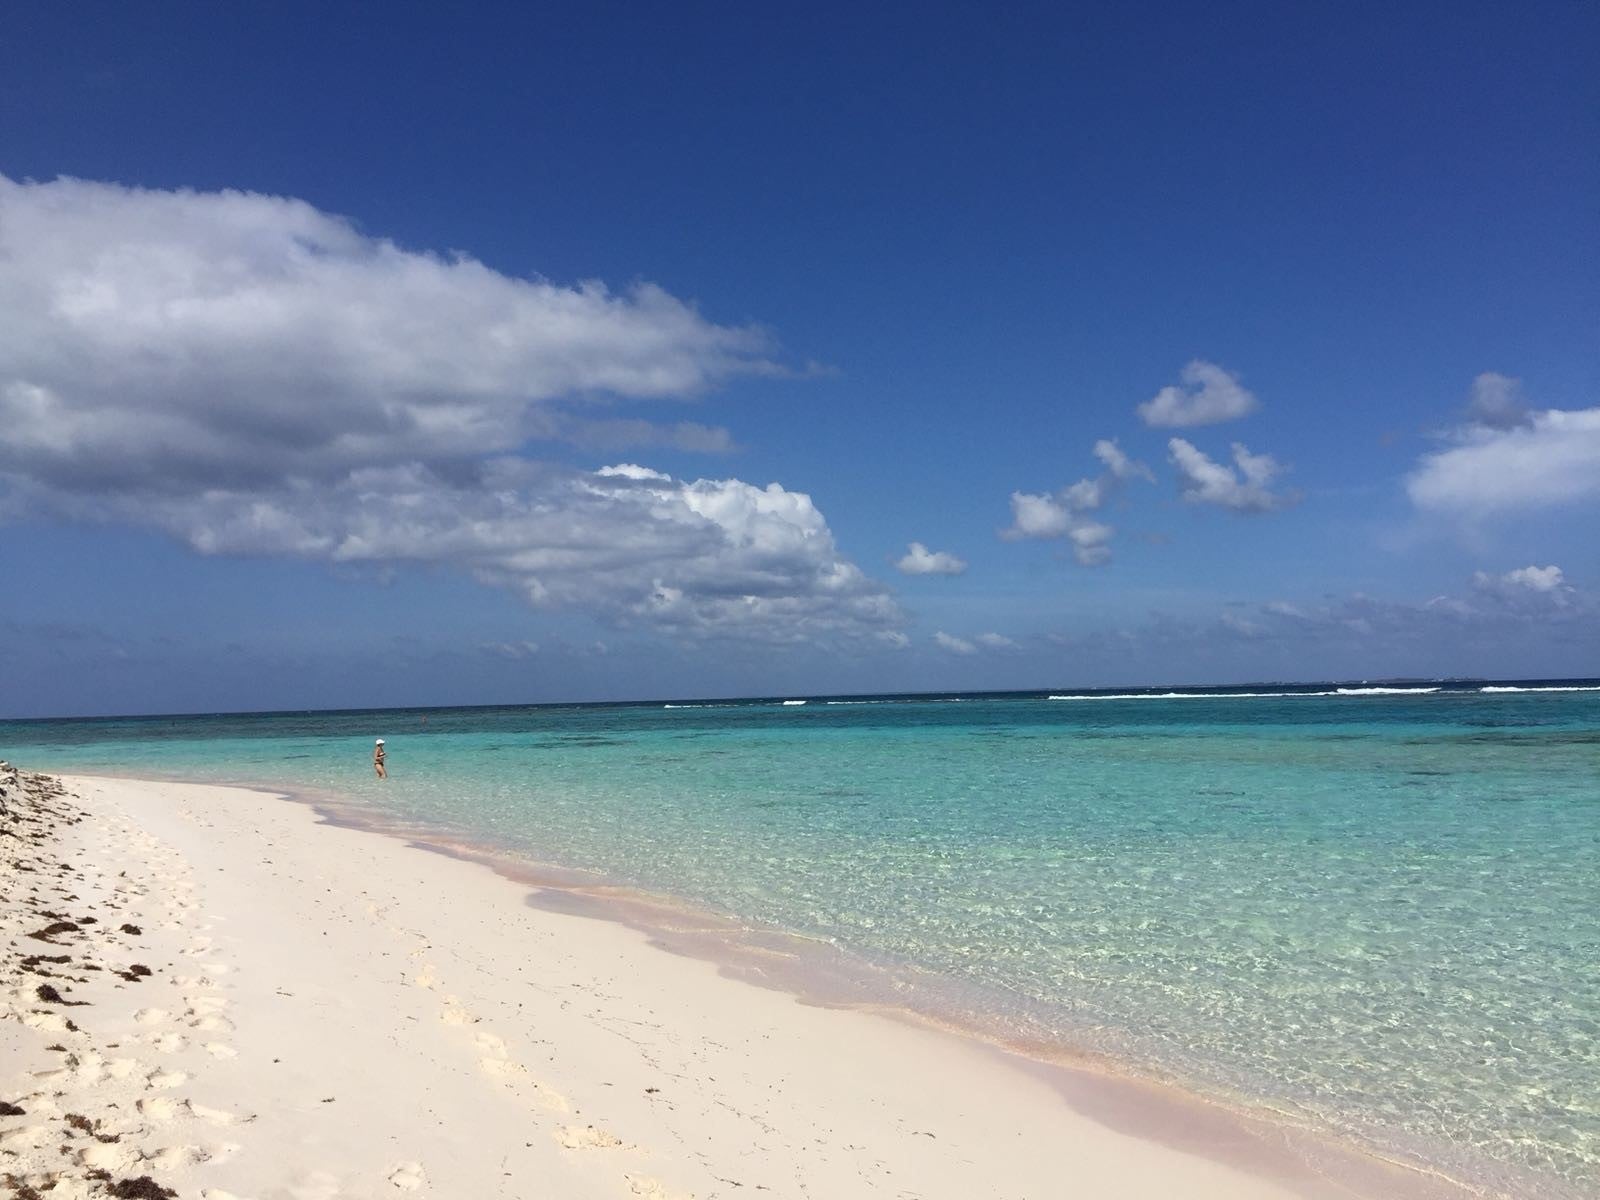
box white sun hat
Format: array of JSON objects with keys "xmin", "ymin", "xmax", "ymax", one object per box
[{"xmin": 375, "ymin": 738, "xmax": 385, "ymax": 744}]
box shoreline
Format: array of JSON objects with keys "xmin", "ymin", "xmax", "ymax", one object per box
[{"xmin": 1, "ymin": 767, "xmax": 1498, "ymax": 1199}]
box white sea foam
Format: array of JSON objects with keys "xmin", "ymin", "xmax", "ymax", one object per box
[
  {"xmin": 782, "ymin": 699, "xmax": 807, "ymax": 706},
  {"xmin": 1480, "ymin": 685, "xmax": 1600, "ymax": 693},
  {"xmin": 1047, "ymin": 691, "xmax": 1340, "ymax": 701},
  {"xmin": 1334, "ymin": 687, "xmax": 1440, "ymax": 696}
]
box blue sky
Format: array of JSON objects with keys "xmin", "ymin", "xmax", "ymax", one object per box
[{"xmin": 1, "ymin": 2, "xmax": 1596, "ymax": 716}]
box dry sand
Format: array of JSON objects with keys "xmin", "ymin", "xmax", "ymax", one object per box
[{"xmin": 1, "ymin": 769, "xmax": 1462, "ymax": 1199}]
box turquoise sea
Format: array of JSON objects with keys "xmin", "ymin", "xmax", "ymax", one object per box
[{"xmin": 4, "ymin": 681, "xmax": 1597, "ymax": 1197}]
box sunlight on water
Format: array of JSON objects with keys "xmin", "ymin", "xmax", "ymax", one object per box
[{"xmin": 4, "ymin": 686, "xmax": 1597, "ymax": 1196}]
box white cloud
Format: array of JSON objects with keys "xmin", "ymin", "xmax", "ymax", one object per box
[
  {"xmin": 1498, "ymin": 565, "xmax": 1565, "ymax": 592},
  {"xmin": 1168, "ymin": 439, "xmax": 1297, "ymax": 513},
  {"xmin": 1463, "ymin": 372, "xmax": 1530, "ymax": 431},
  {"xmin": 0, "ymin": 175, "xmax": 905, "ymax": 645},
  {"xmin": 0, "ymin": 175, "xmax": 782, "ymax": 493},
  {"xmin": 1002, "ymin": 492, "xmax": 1117, "ymax": 565},
  {"xmin": 1137, "ymin": 361, "xmax": 1258, "ymax": 428},
  {"xmin": 482, "ymin": 640, "xmax": 540, "ymax": 659},
  {"xmin": 974, "ymin": 632, "xmax": 1017, "ymax": 649},
  {"xmin": 1001, "ymin": 439, "xmax": 1151, "ymax": 565},
  {"xmin": 933, "ymin": 631, "xmax": 977, "ymax": 654},
  {"xmin": 1218, "ymin": 612, "xmax": 1263, "ymax": 637},
  {"xmin": 1407, "ymin": 407, "xmax": 1600, "ymax": 516},
  {"xmin": 1004, "ymin": 491, "xmax": 1073, "ymax": 539},
  {"xmin": 1473, "ymin": 565, "xmax": 1573, "ymax": 606},
  {"xmin": 895, "ymin": 541, "xmax": 968, "ymax": 576},
  {"xmin": 1065, "ymin": 520, "xmax": 1115, "ymax": 566},
  {"xmin": 1092, "ymin": 438, "xmax": 1154, "ymax": 482}
]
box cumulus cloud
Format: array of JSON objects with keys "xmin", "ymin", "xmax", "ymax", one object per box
[
  {"xmin": 1407, "ymin": 406, "xmax": 1600, "ymax": 516},
  {"xmin": 1168, "ymin": 439, "xmax": 1297, "ymax": 513},
  {"xmin": 482, "ymin": 640, "xmax": 540, "ymax": 659},
  {"xmin": 974, "ymin": 632, "xmax": 1017, "ymax": 649},
  {"xmin": 0, "ymin": 173, "xmax": 778, "ymax": 495},
  {"xmin": 1463, "ymin": 372, "xmax": 1531, "ymax": 431},
  {"xmin": 1137, "ymin": 361, "xmax": 1258, "ymax": 428},
  {"xmin": 895, "ymin": 541, "xmax": 968, "ymax": 576},
  {"xmin": 1490, "ymin": 565, "xmax": 1565, "ymax": 592},
  {"xmin": 1092, "ymin": 438, "xmax": 1154, "ymax": 482},
  {"xmin": 0, "ymin": 174, "xmax": 905, "ymax": 644},
  {"xmin": 1001, "ymin": 440, "xmax": 1151, "ymax": 564},
  {"xmin": 1473, "ymin": 565, "xmax": 1573, "ymax": 606},
  {"xmin": 1003, "ymin": 492, "xmax": 1114, "ymax": 564},
  {"xmin": 933, "ymin": 631, "xmax": 977, "ymax": 654}
]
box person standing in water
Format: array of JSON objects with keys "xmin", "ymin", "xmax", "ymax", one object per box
[{"xmin": 373, "ymin": 738, "xmax": 387, "ymax": 779}]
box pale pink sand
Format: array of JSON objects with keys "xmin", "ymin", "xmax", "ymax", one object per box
[{"xmin": 0, "ymin": 775, "xmax": 1462, "ymax": 1199}]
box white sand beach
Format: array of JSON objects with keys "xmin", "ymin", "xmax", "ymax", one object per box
[{"xmin": 2, "ymin": 768, "xmax": 1465, "ymax": 1200}]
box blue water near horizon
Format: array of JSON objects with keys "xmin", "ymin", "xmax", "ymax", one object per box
[{"xmin": 4, "ymin": 680, "xmax": 1598, "ymax": 1196}]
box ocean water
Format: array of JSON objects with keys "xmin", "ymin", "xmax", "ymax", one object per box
[{"xmin": 3, "ymin": 682, "xmax": 1597, "ymax": 1196}]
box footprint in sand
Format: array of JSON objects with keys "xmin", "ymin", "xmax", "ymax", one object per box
[
  {"xmin": 624, "ymin": 1176, "xmax": 692, "ymax": 1200},
  {"xmin": 135, "ymin": 1007, "xmax": 170, "ymax": 1025},
  {"xmin": 187, "ymin": 1100, "xmax": 244, "ymax": 1125},
  {"xmin": 149, "ymin": 1143, "xmax": 211, "ymax": 1168},
  {"xmin": 203, "ymin": 1042, "xmax": 238, "ymax": 1059},
  {"xmin": 0, "ymin": 1124, "xmax": 53, "ymax": 1149},
  {"xmin": 147, "ymin": 1068, "xmax": 188, "ymax": 1089},
  {"xmin": 138, "ymin": 1095, "xmax": 181, "ymax": 1122},
  {"xmin": 150, "ymin": 1031, "xmax": 188, "ymax": 1052},
  {"xmin": 285, "ymin": 1169, "xmax": 342, "ymax": 1200},
  {"xmin": 79, "ymin": 1138, "xmax": 141, "ymax": 1172},
  {"xmin": 555, "ymin": 1124, "xmax": 624, "ymax": 1150},
  {"xmin": 387, "ymin": 1161, "xmax": 427, "ymax": 1190}
]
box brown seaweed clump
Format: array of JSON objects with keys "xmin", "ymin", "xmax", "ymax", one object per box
[
  {"xmin": 108, "ymin": 1176, "xmax": 178, "ymax": 1199},
  {"xmin": 27, "ymin": 920, "xmax": 79, "ymax": 941}
]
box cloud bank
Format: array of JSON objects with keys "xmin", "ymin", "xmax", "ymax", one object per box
[{"xmin": 0, "ymin": 174, "xmax": 903, "ymax": 644}]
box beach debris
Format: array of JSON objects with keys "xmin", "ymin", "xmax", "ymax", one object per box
[
  {"xmin": 108, "ymin": 1177, "xmax": 178, "ymax": 1199},
  {"xmin": 1, "ymin": 767, "xmax": 176, "ymax": 1197},
  {"xmin": 27, "ymin": 920, "xmax": 80, "ymax": 941}
]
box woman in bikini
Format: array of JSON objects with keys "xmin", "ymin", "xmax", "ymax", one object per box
[{"xmin": 373, "ymin": 738, "xmax": 387, "ymax": 779}]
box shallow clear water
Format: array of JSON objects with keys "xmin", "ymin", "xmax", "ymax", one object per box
[{"xmin": 4, "ymin": 683, "xmax": 1598, "ymax": 1195}]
